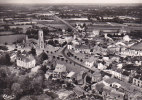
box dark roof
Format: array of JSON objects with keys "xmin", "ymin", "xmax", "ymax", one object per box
[{"xmin": 134, "ymin": 75, "xmax": 142, "ymax": 81}]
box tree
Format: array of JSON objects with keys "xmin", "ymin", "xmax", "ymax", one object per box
[
  {"xmin": 0, "ymin": 67, "xmax": 15, "ymax": 95},
  {"xmin": 54, "ymin": 40, "xmax": 59, "ymax": 44},
  {"xmin": 5, "ymin": 53, "xmax": 11, "ymax": 65},
  {"xmin": 30, "ymin": 47, "xmax": 36, "ymax": 56},
  {"xmin": 11, "ymin": 83, "xmax": 23, "ymax": 95},
  {"xmin": 48, "ymin": 40, "xmax": 55, "ymax": 46},
  {"xmin": 0, "ymin": 46, "xmax": 8, "ymax": 51},
  {"xmin": 36, "ymin": 51, "xmax": 48, "ymax": 65},
  {"xmin": 4, "ymin": 25, "xmax": 10, "ymax": 31},
  {"xmin": 66, "ymin": 28, "xmax": 72, "ymax": 32},
  {"xmin": 62, "ymin": 41, "xmax": 67, "ymax": 47},
  {"xmin": 20, "ymin": 76, "xmax": 32, "ymax": 95},
  {"xmin": 0, "ymin": 53, "xmax": 11, "ymax": 65}
]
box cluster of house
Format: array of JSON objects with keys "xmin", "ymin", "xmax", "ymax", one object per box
[
  {"xmin": 67, "ymin": 44, "xmax": 93, "ymax": 54},
  {"xmin": 120, "ymin": 42, "xmax": 142, "ymax": 57},
  {"xmin": 43, "ymin": 58, "xmax": 142, "ymax": 100},
  {"xmin": 97, "ymin": 77, "xmax": 142, "ymax": 100}
]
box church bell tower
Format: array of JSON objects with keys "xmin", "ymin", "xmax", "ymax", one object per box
[{"xmin": 38, "ymin": 30, "xmax": 44, "ymax": 49}]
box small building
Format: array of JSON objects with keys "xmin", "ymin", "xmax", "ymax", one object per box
[
  {"xmin": 76, "ymin": 71, "xmax": 87, "ymax": 85},
  {"xmin": 31, "ymin": 65, "xmax": 41, "ymax": 73},
  {"xmin": 74, "ymin": 45, "xmax": 91, "ymax": 54},
  {"xmin": 54, "ymin": 63, "xmax": 66, "ymax": 73},
  {"xmin": 98, "ymin": 63, "xmax": 107, "ymax": 70},
  {"xmin": 91, "ymin": 70, "xmax": 102, "ymax": 83},
  {"xmin": 87, "ymin": 30, "xmax": 100, "ymax": 38},
  {"xmin": 16, "ymin": 54, "xmax": 36, "ymax": 69},
  {"xmin": 132, "ymin": 75, "xmax": 142, "ymax": 88},
  {"xmin": 111, "ymin": 82, "xmax": 121, "ymax": 89},
  {"xmin": 85, "ymin": 56, "xmax": 95, "ymax": 69},
  {"xmin": 123, "ymin": 35, "xmax": 131, "ymax": 42},
  {"xmin": 106, "ymin": 70, "xmax": 122, "ymax": 80},
  {"xmin": 73, "ymin": 86, "xmax": 85, "ymax": 98},
  {"xmin": 121, "ymin": 42, "xmax": 142, "ymax": 57},
  {"xmin": 102, "ymin": 86, "xmax": 125, "ymax": 100},
  {"xmin": 53, "ymin": 63, "xmax": 67, "ymax": 79},
  {"xmin": 66, "ymin": 71, "xmax": 76, "ymax": 83},
  {"xmin": 10, "ymin": 52, "xmax": 17, "ymax": 62}
]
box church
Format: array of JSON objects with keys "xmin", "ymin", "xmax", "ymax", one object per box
[{"xmin": 25, "ymin": 29, "xmax": 45, "ymax": 49}]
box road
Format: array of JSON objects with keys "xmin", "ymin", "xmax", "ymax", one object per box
[
  {"xmin": 61, "ymin": 46, "xmax": 95, "ymax": 71},
  {"xmin": 53, "ymin": 15, "xmax": 79, "ymax": 34}
]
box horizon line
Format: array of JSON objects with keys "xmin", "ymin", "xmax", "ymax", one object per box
[{"xmin": 0, "ymin": 2, "xmax": 141, "ymax": 5}]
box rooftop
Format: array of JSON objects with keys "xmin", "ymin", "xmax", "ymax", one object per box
[
  {"xmin": 75, "ymin": 44, "xmax": 91, "ymax": 49},
  {"xmin": 130, "ymin": 41, "xmax": 142, "ymax": 50},
  {"xmin": 104, "ymin": 78, "xmax": 135, "ymax": 93},
  {"xmin": 134, "ymin": 75, "xmax": 142, "ymax": 81},
  {"xmin": 17, "ymin": 54, "xmax": 35, "ymax": 62}
]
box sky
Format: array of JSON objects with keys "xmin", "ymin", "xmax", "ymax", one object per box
[{"xmin": 0, "ymin": 0, "xmax": 142, "ymax": 4}]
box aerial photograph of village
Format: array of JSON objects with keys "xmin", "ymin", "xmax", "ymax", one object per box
[{"xmin": 0, "ymin": 0, "xmax": 142, "ymax": 100}]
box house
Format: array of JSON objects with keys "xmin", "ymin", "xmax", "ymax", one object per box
[
  {"xmin": 31, "ymin": 65, "xmax": 41, "ymax": 73},
  {"xmin": 57, "ymin": 89, "xmax": 74, "ymax": 100},
  {"xmin": 73, "ymin": 86, "xmax": 85, "ymax": 98},
  {"xmin": 45, "ymin": 70, "xmax": 53, "ymax": 80},
  {"xmin": 16, "ymin": 54, "xmax": 36, "ymax": 69},
  {"xmin": 91, "ymin": 70, "xmax": 102, "ymax": 83},
  {"xmin": 10, "ymin": 52, "xmax": 17, "ymax": 62},
  {"xmin": 121, "ymin": 42, "xmax": 142, "ymax": 56},
  {"xmin": 67, "ymin": 42, "xmax": 73, "ymax": 50},
  {"xmin": 121, "ymin": 49, "xmax": 142, "ymax": 57},
  {"xmin": 67, "ymin": 44, "xmax": 73, "ymax": 50},
  {"xmin": 52, "ymin": 63, "xmax": 67, "ymax": 79},
  {"xmin": 66, "ymin": 71, "xmax": 76, "ymax": 83},
  {"xmin": 85, "ymin": 56, "xmax": 95, "ymax": 69},
  {"xmin": 76, "ymin": 71, "xmax": 87, "ymax": 85},
  {"xmin": 88, "ymin": 30, "xmax": 100, "ymax": 38},
  {"xmin": 102, "ymin": 86, "xmax": 125, "ymax": 100},
  {"xmin": 104, "ymin": 70, "xmax": 129, "ymax": 82},
  {"xmin": 100, "ymin": 29, "xmax": 122, "ymax": 37},
  {"xmin": 98, "ymin": 63, "xmax": 107, "ymax": 70},
  {"xmin": 74, "ymin": 45, "xmax": 91, "ymax": 54},
  {"xmin": 132, "ymin": 75, "xmax": 142, "ymax": 88},
  {"xmin": 128, "ymin": 92, "xmax": 142, "ymax": 100},
  {"xmin": 103, "ymin": 77, "xmax": 138, "ymax": 95},
  {"xmin": 54, "ymin": 63, "xmax": 66, "ymax": 73},
  {"xmin": 105, "ymin": 70, "xmax": 122, "ymax": 80},
  {"xmin": 111, "ymin": 82, "xmax": 121, "ymax": 89},
  {"xmin": 123, "ymin": 35, "xmax": 131, "ymax": 42}
]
